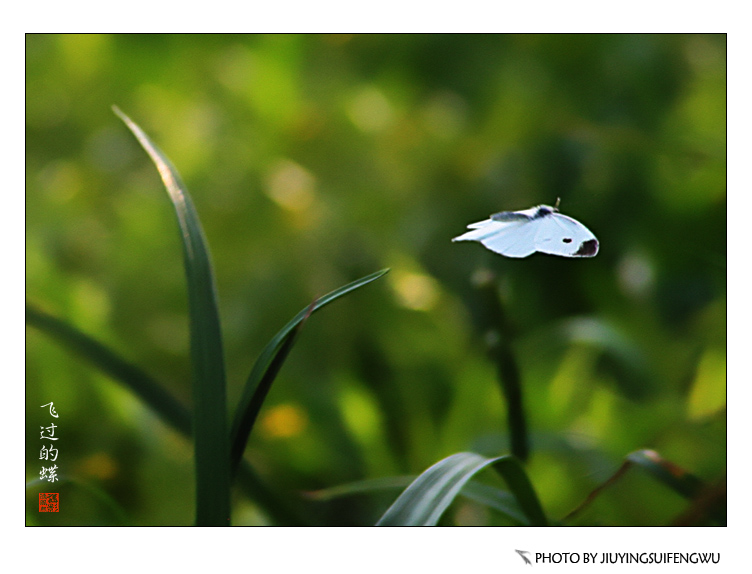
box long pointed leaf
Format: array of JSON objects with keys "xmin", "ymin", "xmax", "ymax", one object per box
[
  {"xmin": 306, "ymin": 475, "xmax": 527, "ymax": 525},
  {"xmin": 26, "ymin": 303, "xmax": 191, "ymax": 436},
  {"xmin": 230, "ymin": 269, "xmax": 389, "ymax": 472},
  {"xmin": 113, "ymin": 106, "xmax": 230, "ymax": 526},
  {"xmin": 460, "ymin": 481, "xmax": 528, "ymax": 525},
  {"xmin": 230, "ymin": 303, "xmax": 312, "ymax": 474},
  {"xmin": 376, "ymin": 452, "xmax": 547, "ymax": 526}
]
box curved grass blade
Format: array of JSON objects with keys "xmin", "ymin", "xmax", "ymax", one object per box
[
  {"xmin": 113, "ymin": 106, "xmax": 229, "ymax": 526},
  {"xmin": 491, "ymin": 455, "xmax": 548, "ymax": 525},
  {"xmin": 230, "ymin": 302, "xmax": 312, "ymax": 475},
  {"xmin": 26, "ymin": 303, "xmax": 191, "ymax": 436},
  {"xmin": 230, "ymin": 269, "xmax": 389, "ymax": 475},
  {"xmin": 27, "ymin": 303, "xmax": 308, "ymax": 524},
  {"xmin": 306, "ymin": 474, "xmax": 528, "ymax": 525},
  {"xmin": 460, "ymin": 481, "xmax": 528, "ymax": 525},
  {"xmin": 375, "ymin": 452, "xmax": 547, "ymax": 526}
]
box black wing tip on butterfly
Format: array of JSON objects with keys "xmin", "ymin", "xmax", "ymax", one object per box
[{"xmin": 574, "ymin": 239, "xmax": 599, "ymax": 257}]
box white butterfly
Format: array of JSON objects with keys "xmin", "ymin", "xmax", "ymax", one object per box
[{"xmin": 452, "ymin": 203, "xmax": 598, "ymax": 258}]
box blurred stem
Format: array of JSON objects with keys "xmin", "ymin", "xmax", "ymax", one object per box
[
  {"xmin": 561, "ymin": 459, "xmax": 631, "ymax": 523},
  {"xmin": 472, "ymin": 270, "xmax": 529, "ymax": 461}
]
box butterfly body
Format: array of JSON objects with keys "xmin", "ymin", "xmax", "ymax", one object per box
[{"xmin": 452, "ymin": 204, "xmax": 598, "ymax": 258}]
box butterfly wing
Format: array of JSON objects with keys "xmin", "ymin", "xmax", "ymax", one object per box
[
  {"xmin": 452, "ymin": 217, "xmax": 538, "ymax": 258},
  {"xmin": 480, "ymin": 218, "xmax": 540, "ymax": 257},
  {"xmin": 533, "ymin": 212, "xmax": 598, "ymax": 257}
]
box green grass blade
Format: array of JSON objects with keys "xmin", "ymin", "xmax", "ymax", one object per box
[
  {"xmin": 113, "ymin": 106, "xmax": 230, "ymax": 526},
  {"xmin": 375, "ymin": 452, "xmax": 547, "ymax": 526},
  {"xmin": 230, "ymin": 309, "xmax": 309, "ymax": 475},
  {"xmin": 460, "ymin": 481, "xmax": 528, "ymax": 525},
  {"xmin": 375, "ymin": 452, "xmax": 492, "ymax": 526},
  {"xmin": 26, "ymin": 303, "xmax": 191, "ymax": 436},
  {"xmin": 230, "ymin": 269, "xmax": 389, "ymax": 474},
  {"xmin": 306, "ymin": 474, "xmax": 527, "ymax": 525},
  {"xmin": 27, "ymin": 303, "xmax": 308, "ymax": 525},
  {"xmin": 490, "ymin": 455, "xmax": 548, "ymax": 525}
]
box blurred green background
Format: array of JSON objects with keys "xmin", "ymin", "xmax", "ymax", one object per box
[{"xmin": 26, "ymin": 34, "xmax": 726, "ymax": 525}]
